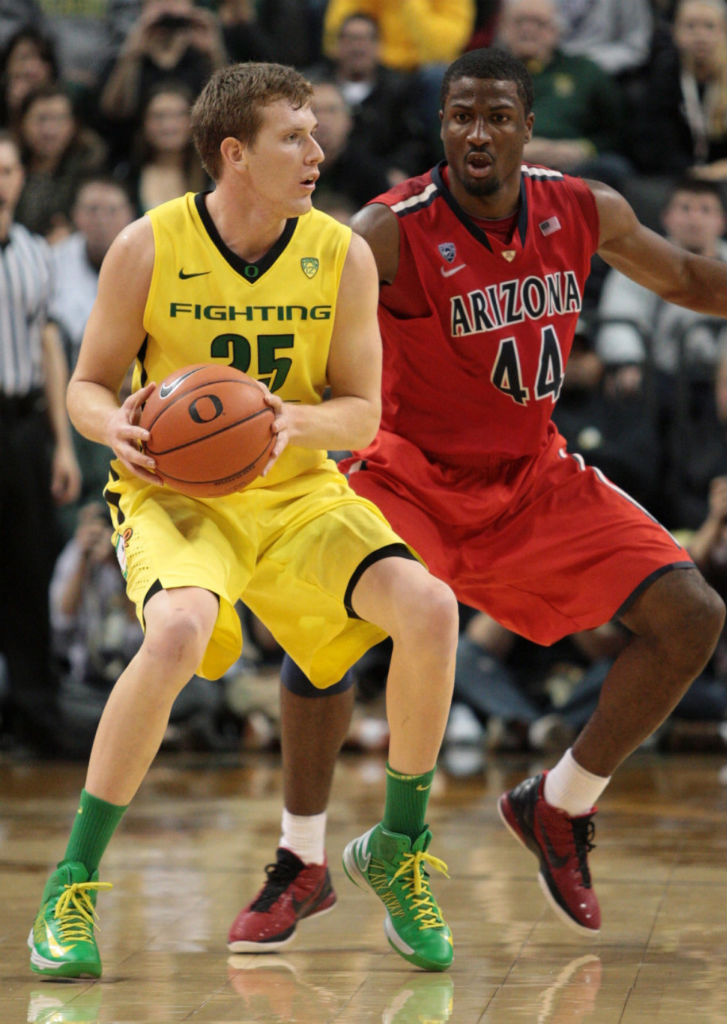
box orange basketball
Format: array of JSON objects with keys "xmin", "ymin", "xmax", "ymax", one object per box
[{"xmin": 140, "ymin": 364, "xmax": 275, "ymax": 497}]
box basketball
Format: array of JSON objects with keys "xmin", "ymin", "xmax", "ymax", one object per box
[{"xmin": 140, "ymin": 363, "xmax": 275, "ymax": 497}]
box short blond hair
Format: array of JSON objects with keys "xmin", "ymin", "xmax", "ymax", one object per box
[{"xmin": 191, "ymin": 62, "xmax": 313, "ymax": 180}]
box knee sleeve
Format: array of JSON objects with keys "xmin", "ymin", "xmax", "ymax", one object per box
[{"xmin": 280, "ymin": 654, "xmax": 354, "ymax": 697}]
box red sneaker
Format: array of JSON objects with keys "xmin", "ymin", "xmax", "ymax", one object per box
[
  {"xmin": 228, "ymin": 848, "xmax": 336, "ymax": 952},
  {"xmin": 498, "ymin": 773, "xmax": 600, "ymax": 934}
]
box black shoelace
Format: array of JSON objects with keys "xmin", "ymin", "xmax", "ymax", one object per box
[
  {"xmin": 571, "ymin": 816, "xmax": 596, "ymax": 888},
  {"xmin": 250, "ymin": 850, "xmax": 303, "ymax": 911}
]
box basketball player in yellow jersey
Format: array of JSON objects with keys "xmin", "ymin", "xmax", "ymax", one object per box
[{"xmin": 28, "ymin": 62, "xmax": 459, "ymax": 979}]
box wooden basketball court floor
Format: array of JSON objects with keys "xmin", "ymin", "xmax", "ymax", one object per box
[{"xmin": 1, "ymin": 748, "xmax": 725, "ymax": 1023}]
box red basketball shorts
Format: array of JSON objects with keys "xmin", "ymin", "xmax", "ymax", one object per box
[{"xmin": 341, "ymin": 428, "xmax": 693, "ymax": 646}]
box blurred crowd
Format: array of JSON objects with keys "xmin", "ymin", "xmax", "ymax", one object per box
[{"xmin": 0, "ymin": 0, "xmax": 725, "ymax": 765}]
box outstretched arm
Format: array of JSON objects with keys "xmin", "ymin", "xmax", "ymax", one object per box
[{"xmin": 590, "ymin": 180, "xmax": 727, "ymax": 317}]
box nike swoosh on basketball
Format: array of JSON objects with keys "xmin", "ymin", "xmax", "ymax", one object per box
[
  {"xmin": 178, "ymin": 268, "xmax": 211, "ymax": 279},
  {"xmin": 542, "ymin": 827, "xmax": 570, "ymax": 869},
  {"xmin": 440, "ymin": 264, "xmax": 465, "ymax": 277},
  {"xmin": 159, "ymin": 368, "xmax": 199, "ymax": 399}
]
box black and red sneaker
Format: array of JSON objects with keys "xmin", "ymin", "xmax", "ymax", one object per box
[
  {"xmin": 498, "ymin": 773, "xmax": 600, "ymax": 935},
  {"xmin": 228, "ymin": 848, "xmax": 337, "ymax": 952}
]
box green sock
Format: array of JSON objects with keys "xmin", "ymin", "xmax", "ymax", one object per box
[
  {"xmin": 382, "ymin": 763, "xmax": 435, "ymax": 840},
  {"xmin": 60, "ymin": 789, "xmax": 128, "ymax": 876}
]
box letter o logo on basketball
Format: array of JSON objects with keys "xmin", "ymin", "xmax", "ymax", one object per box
[{"xmin": 188, "ymin": 393, "xmax": 223, "ymax": 423}]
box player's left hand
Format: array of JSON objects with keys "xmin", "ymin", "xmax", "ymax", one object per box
[{"xmin": 250, "ymin": 379, "xmax": 289, "ymax": 476}]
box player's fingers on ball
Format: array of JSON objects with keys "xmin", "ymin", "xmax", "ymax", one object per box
[{"xmin": 122, "ymin": 456, "xmax": 161, "ymax": 484}]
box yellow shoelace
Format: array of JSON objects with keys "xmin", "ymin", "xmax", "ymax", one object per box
[
  {"xmin": 53, "ymin": 881, "xmax": 113, "ymax": 945},
  {"xmin": 390, "ymin": 850, "xmax": 449, "ymax": 929}
]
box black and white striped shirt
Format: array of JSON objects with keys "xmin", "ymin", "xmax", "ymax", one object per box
[{"xmin": 0, "ymin": 223, "xmax": 53, "ymax": 397}]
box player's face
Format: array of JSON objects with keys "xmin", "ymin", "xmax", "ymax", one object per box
[
  {"xmin": 440, "ymin": 77, "xmax": 533, "ymax": 209},
  {"xmin": 243, "ymin": 100, "xmax": 323, "ymax": 217}
]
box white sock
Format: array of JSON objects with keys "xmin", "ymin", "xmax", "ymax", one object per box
[
  {"xmin": 279, "ymin": 809, "xmax": 327, "ymax": 865},
  {"xmin": 543, "ymin": 749, "xmax": 610, "ymax": 817}
]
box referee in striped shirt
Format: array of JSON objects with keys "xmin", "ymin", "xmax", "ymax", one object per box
[{"xmin": 0, "ymin": 131, "xmax": 81, "ymax": 756}]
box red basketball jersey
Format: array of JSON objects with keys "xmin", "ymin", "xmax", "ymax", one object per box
[{"xmin": 361, "ymin": 163, "xmax": 599, "ymax": 464}]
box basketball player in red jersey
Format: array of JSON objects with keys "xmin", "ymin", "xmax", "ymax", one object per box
[{"xmin": 233, "ymin": 48, "xmax": 725, "ymax": 948}]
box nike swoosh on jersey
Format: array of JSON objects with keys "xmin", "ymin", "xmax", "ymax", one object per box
[
  {"xmin": 178, "ymin": 269, "xmax": 211, "ymax": 279},
  {"xmin": 159, "ymin": 368, "xmax": 200, "ymax": 399},
  {"xmin": 440, "ymin": 264, "xmax": 466, "ymax": 277}
]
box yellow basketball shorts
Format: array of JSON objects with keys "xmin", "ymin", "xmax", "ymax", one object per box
[{"xmin": 105, "ymin": 460, "xmax": 411, "ymax": 686}]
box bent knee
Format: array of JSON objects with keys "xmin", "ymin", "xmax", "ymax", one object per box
[
  {"xmin": 401, "ymin": 576, "xmax": 459, "ymax": 648},
  {"xmin": 634, "ymin": 570, "xmax": 725, "ymax": 671},
  {"xmin": 143, "ymin": 595, "xmax": 217, "ymax": 669},
  {"xmin": 672, "ymin": 575, "xmax": 724, "ymax": 652}
]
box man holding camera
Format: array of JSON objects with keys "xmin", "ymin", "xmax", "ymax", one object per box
[{"xmin": 99, "ymin": 0, "xmax": 227, "ymax": 130}]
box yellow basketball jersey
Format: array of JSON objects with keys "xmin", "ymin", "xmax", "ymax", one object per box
[{"xmin": 137, "ymin": 191, "xmax": 352, "ymax": 488}]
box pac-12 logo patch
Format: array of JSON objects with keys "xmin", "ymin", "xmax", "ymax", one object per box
[
  {"xmin": 301, "ymin": 257, "xmax": 319, "ymax": 278},
  {"xmin": 438, "ymin": 242, "xmax": 456, "ymax": 264},
  {"xmin": 114, "ymin": 527, "xmax": 133, "ymax": 579}
]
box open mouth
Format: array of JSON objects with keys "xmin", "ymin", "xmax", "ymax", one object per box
[
  {"xmin": 301, "ymin": 173, "xmax": 318, "ymax": 189},
  {"xmin": 466, "ymin": 152, "xmax": 493, "ymax": 176}
]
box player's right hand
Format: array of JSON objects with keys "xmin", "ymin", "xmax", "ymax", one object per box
[{"xmin": 106, "ymin": 382, "xmax": 163, "ymax": 485}]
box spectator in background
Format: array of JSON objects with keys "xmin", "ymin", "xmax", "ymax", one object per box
[
  {"xmin": 0, "ymin": 26, "xmax": 59, "ymax": 131},
  {"xmin": 0, "ymin": 0, "xmax": 44, "ymax": 52},
  {"xmin": 98, "ymin": 0, "xmax": 226, "ymax": 164},
  {"xmin": 449, "ymin": 611, "xmax": 629, "ymax": 755},
  {"xmin": 323, "ymin": 0, "xmax": 476, "ymax": 74},
  {"xmin": 497, "ymin": 0, "xmax": 631, "ymax": 191},
  {"xmin": 322, "ymin": 0, "xmax": 476, "ymax": 157},
  {"xmin": 597, "ymin": 179, "xmax": 726, "ymax": 527},
  {"xmin": 309, "ymin": 78, "xmax": 389, "ymax": 208},
  {"xmin": 552, "ymin": 0, "xmax": 653, "ymax": 80},
  {"xmin": 629, "ymin": 0, "xmax": 727, "ymax": 197},
  {"xmin": 308, "ymin": 13, "xmax": 431, "ymax": 183},
  {"xmin": 50, "ymin": 176, "xmax": 135, "ymax": 529},
  {"xmin": 215, "ymin": 0, "xmax": 324, "ymax": 68},
  {"xmin": 50, "ymin": 177, "xmax": 135, "ymax": 369},
  {"xmin": 114, "ymin": 80, "xmax": 208, "ymax": 214},
  {"xmin": 50, "ymin": 500, "xmax": 143, "ymax": 754},
  {"xmin": 552, "ymin": 317, "xmax": 663, "ymax": 515},
  {"xmin": 35, "ymin": 0, "xmax": 122, "ymax": 104},
  {"xmin": 13, "ymin": 84, "xmax": 108, "ymax": 242},
  {"xmin": 0, "ymin": 130, "xmax": 81, "ymax": 757},
  {"xmin": 51, "ymin": 499, "xmax": 240, "ymax": 756},
  {"xmin": 465, "ymin": 0, "xmax": 504, "ymax": 49},
  {"xmin": 664, "ymin": 341, "xmax": 726, "ymax": 532}
]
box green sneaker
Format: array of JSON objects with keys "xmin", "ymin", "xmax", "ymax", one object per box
[
  {"xmin": 28, "ymin": 863, "xmax": 112, "ymax": 978},
  {"xmin": 342, "ymin": 824, "xmax": 453, "ymax": 971}
]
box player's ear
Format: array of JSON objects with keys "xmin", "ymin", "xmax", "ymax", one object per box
[
  {"xmin": 523, "ymin": 112, "xmax": 534, "ymax": 144},
  {"xmin": 220, "ymin": 136, "xmax": 247, "ymax": 173}
]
